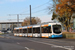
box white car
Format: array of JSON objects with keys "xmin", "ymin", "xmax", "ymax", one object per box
[{"xmin": 7, "ymin": 30, "xmax": 11, "ymax": 33}]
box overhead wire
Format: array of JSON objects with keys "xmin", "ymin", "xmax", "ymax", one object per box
[
  {"xmin": 32, "ymin": 8, "xmax": 47, "ymax": 14},
  {"xmin": 31, "ymin": 2, "xmax": 49, "ymax": 10},
  {"xmin": 20, "ymin": 1, "xmax": 50, "ymax": 14},
  {"xmin": 20, "ymin": 1, "xmax": 52, "ymax": 18}
]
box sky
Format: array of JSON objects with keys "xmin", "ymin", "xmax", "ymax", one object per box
[{"xmin": 0, "ymin": 0, "xmax": 53, "ymax": 23}]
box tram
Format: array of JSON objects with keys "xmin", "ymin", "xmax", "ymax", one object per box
[{"xmin": 14, "ymin": 22, "xmax": 63, "ymax": 38}]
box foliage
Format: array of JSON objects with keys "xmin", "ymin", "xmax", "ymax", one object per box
[
  {"xmin": 48, "ymin": 0, "xmax": 59, "ymax": 14},
  {"xmin": 52, "ymin": 12, "xmax": 58, "ymax": 20},
  {"xmin": 52, "ymin": 0, "xmax": 75, "ymax": 32},
  {"xmin": 56, "ymin": 0, "xmax": 75, "ymax": 16},
  {"xmin": 21, "ymin": 17, "xmax": 41, "ymax": 26}
]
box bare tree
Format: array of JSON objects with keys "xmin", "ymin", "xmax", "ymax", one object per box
[{"xmin": 21, "ymin": 17, "xmax": 41, "ymax": 26}]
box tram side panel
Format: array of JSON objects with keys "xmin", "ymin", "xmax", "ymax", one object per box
[
  {"xmin": 14, "ymin": 29, "xmax": 20, "ymax": 36},
  {"xmin": 14, "ymin": 29, "xmax": 17, "ymax": 36},
  {"xmin": 19, "ymin": 29, "xmax": 23, "ymax": 37},
  {"xmin": 27, "ymin": 27, "xmax": 33, "ymax": 37},
  {"xmin": 33, "ymin": 27, "xmax": 41, "ymax": 37},
  {"xmin": 17, "ymin": 29, "xmax": 20, "ymax": 36},
  {"xmin": 41, "ymin": 24, "xmax": 52, "ymax": 38},
  {"xmin": 22, "ymin": 29, "xmax": 27, "ymax": 37},
  {"xmin": 14, "ymin": 23, "xmax": 63, "ymax": 38},
  {"xmin": 51, "ymin": 24, "xmax": 63, "ymax": 38}
]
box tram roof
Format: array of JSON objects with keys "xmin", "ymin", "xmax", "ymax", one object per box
[{"xmin": 14, "ymin": 22, "xmax": 61, "ymax": 29}]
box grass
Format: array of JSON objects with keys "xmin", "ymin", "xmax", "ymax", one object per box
[
  {"xmin": 0, "ymin": 33, "xmax": 4, "ymax": 35},
  {"xmin": 62, "ymin": 32, "xmax": 75, "ymax": 39},
  {"xmin": 62, "ymin": 32, "xmax": 75, "ymax": 34}
]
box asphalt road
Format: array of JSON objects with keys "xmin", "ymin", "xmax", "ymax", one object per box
[{"xmin": 0, "ymin": 34, "xmax": 75, "ymax": 50}]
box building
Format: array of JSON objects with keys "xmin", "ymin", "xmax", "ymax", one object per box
[{"xmin": 0, "ymin": 21, "xmax": 22, "ymax": 31}]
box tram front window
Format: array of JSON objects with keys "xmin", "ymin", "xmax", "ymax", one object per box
[{"xmin": 53, "ymin": 25, "xmax": 61, "ymax": 34}]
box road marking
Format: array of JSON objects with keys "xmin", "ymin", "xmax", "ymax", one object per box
[
  {"xmin": 0, "ymin": 35, "xmax": 13, "ymax": 39},
  {"xmin": 26, "ymin": 39, "xmax": 73, "ymax": 50},
  {"xmin": 6, "ymin": 37, "xmax": 10, "ymax": 39},
  {"xmin": 48, "ymin": 39, "xmax": 75, "ymax": 44},
  {"xmin": 29, "ymin": 38, "xmax": 75, "ymax": 46},
  {"xmin": 17, "ymin": 42, "xmax": 20, "ymax": 44},
  {"xmin": 12, "ymin": 41, "xmax": 14, "ymax": 42},
  {"xmin": 25, "ymin": 47, "xmax": 30, "ymax": 50},
  {"xmin": 0, "ymin": 36, "xmax": 4, "ymax": 38},
  {"xmin": 33, "ymin": 38, "xmax": 74, "ymax": 44},
  {"xmin": 0, "ymin": 35, "xmax": 74, "ymax": 50}
]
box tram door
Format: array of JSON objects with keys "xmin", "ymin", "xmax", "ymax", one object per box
[
  {"xmin": 41, "ymin": 26, "xmax": 52, "ymax": 38},
  {"xmin": 23, "ymin": 29, "xmax": 27, "ymax": 37},
  {"xmin": 33, "ymin": 27, "xmax": 40, "ymax": 37}
]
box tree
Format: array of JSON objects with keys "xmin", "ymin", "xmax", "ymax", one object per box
[
  {"xmin": 48, "ymin": 0, "xmax": 60, "ymax": 12},
  {"xmin": 52, "ymin": 12, "xmax": 58, "ymax": 20},
  {"xmin": 54, "ymin": 0, "xmax": 75, "ymax": 32},
  {"xmin": 10, "ymin": 24, "xmax": 17, "ymax": 30},
  {"xmin": 21, "ymin": 17, "xmax": 41, "ymax": 26}
]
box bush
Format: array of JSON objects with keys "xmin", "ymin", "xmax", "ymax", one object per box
[{"xmin": 62, "ymin": 32, "xmax": 75, "ymax": 39}]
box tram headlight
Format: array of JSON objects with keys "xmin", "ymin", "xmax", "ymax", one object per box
[{"xmin": 52, "ymin": 33, "xmax": 54, "ymax": 35}]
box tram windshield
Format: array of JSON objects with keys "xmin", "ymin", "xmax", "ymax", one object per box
[{"xmin": 53, "ymin": 25, "xmax": 61, "ymax": 34}]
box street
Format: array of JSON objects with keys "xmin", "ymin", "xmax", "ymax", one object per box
[{"xmin": 0, "ymin": 34, "xmax": 75, "ymax": 50}]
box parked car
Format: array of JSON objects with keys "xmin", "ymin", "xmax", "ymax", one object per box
[
  {"xmin": 7, "ymin": 28, "xmax": 11, "ymax": 33},
  {"xmin": 1, "ymin": 30, "xmax": 7, "ymax": 33},
  {"xmin": 0, "ymin": 31, "xmax": 4, "ymax": 34},
  {"xmin": 7, "ymin": 30, "xmax": 11, "ymax": 33}
]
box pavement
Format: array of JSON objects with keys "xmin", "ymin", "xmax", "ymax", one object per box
[{"xmin": 0, "ymin": 34, "xmax": 75, "ymax": 50}]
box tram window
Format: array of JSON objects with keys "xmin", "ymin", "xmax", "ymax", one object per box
[
  {"xmin": 33, "ymin": 27, "xmax": 40, "ymax": 33},
  {"xmin": 20, "ymin": 29, "xmax": 23, "ymax": 33},
  {"xmin": 18, "ymin": 30, "xmax": 19, "ymax": 33},
  {"xmin": 25, "ymin": 29, "xmax": 27, "ymax": 33},
  {"xmin": 33, "ymin": 28, "xmax": 35, "ymax": 33},
  {"xmin": 23, "ymin": 29, "xmax": 24, "ymax": 33},
  {"xmin": 16, "ymin": 30, "xmax": 17, "ymax": 33},
  {"xmin": 42, "ymin": 26, "xmax": 52, "ymax": 33},
  {"xmin": 19, "ymin": 30, "xmax": 21, "ymax": 33},
  {"xmin": 17, "ymin": 30, "xmax": 19, "ymax": 33},
  {"xmin": 28, "ymin": 28, "xmax": 32, "ymax": 33},
  {"xmin": 19, "ymin": 29, "xmax": 21, "ymax": 33},
  {"xmin": 50, "ymin": 26, "xmax": 52, "ymax": 33},
  {"xmin": 53, "ymin": 25, "xmax": 61, "ymax": 33},
  {"xmin": 23, "ymin": 29, "xmax": 27, "ymax": 33}
]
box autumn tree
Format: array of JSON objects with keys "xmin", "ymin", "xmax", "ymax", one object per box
[
  {"xmin": 53, "ymin": 0, "xmax": 75, "ymax": 32},
  {"xmin": 48, "ymin": 0, "xmax": 60, "ymax": 13},
  {"xmin": 21, "ymin": 17, "xmax": 41, "ymax": 26}
]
